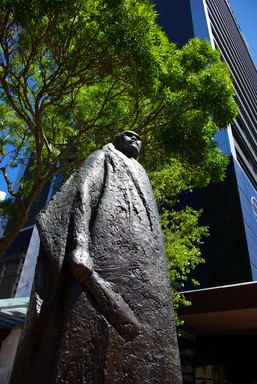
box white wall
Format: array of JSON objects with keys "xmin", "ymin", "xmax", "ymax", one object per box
[
  {"xmin": 0, "ymin": 329, "xmax": 21, "ymax": 384},
  {"xmin": 15, "ymin": 225, "xmax": 40, "ymax": 298}
]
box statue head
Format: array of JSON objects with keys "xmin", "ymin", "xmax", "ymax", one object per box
[{"xmin": 113, "ymin": 131, "xmax": 141, "ymax": 160}]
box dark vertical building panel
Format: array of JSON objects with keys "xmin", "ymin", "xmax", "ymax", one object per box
[
  {"xmin": 154, "ymin": 0, "xmax": 194, "ymax": 47},
  {"xmin": 0, "ymin": 228, "xmax": 33, "ymax": 298},
  {"xmin": 154, "ymin": 0, "xmax": 257, "ymax": 288},
  {"xmin": 176, "ymin": 160, "xmax": 252, "ymax": 289}
]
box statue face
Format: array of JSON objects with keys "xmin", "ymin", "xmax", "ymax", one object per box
[{"xmin": 114, "ymin": 131, "xmax": 141, "ymax": 159}]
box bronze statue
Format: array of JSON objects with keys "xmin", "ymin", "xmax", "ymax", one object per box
[{"xmin": 11, "ymin": 131, "xmax": 182, "ymax": 384}]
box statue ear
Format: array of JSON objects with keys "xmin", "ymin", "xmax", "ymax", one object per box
[{"xmin": 113, "ymin": 134, "xmax": 122, "ymax": 150}]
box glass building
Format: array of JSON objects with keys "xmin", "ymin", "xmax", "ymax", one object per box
[
  {"xmin": 154, "ymin": 1, "xmax": 257, "ymax": 382},
  {"xmin": 156, "ymin": 0, "xmax": 257, "ymax": 287}
]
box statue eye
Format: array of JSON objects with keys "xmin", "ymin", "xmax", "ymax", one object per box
[{"xmin": 124, "ymin": 131, "xmax": 140, "ymax": 141}]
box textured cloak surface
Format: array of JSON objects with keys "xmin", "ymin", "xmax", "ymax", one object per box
[{"xmin": 10, "ymin": 144, "xmax": 182, "ymax": 384}]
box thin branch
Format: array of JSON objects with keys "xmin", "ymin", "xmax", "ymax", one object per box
[
  {"xmin": 0, "ymin": 74, "xmax": 36, "ymax": 133},
  {"xmin": 43, "ymin": 159, "xmax": 84, "ymax": 183},
  {"xmin": 0, "ymin": 167, "xmax": 16, "ymax": 197}
]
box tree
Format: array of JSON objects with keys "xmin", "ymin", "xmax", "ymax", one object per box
[
  {"xmin": 147, "ymin": 159, "xmax": 206, "ymax": 298},
  {"xmin": 0, "ymin": 0, "xmax": 237, "ymax": 283}
]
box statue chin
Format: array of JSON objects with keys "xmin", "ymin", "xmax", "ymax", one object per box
[{"xmin": 123, "ymin": 147, "xmax": 139, "ymax": 159}]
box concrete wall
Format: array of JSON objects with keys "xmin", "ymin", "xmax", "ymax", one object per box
[{"xmin": 0, "ymin": 329, "xmax": 21, "ymax": 384}]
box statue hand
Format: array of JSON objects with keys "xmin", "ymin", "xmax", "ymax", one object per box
[
  {"xmin": 68, "ymin": 249, "xmax": 93, "ymax": 285},
  {"xmin": 87, "ymin": 272, "xmax": 141, "ymax": 341}
]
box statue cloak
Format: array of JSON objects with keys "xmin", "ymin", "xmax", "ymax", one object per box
[{"xmin": 11, "ymin": 143, "xmax": 182, "ymax": 384}]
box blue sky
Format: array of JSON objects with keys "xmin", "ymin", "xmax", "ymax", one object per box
[{"xmin": 228, "ymin": 0, "xmax": 257, "ymax": 67}]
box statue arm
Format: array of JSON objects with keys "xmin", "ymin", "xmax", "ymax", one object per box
[
  {"xmin": 67, "ymin": 149, "xmax": 141, "ymax": 340},
  {"xmin": 86, "ymin": 272, "xmax": 140, "ymax": 341},
  {"xmin": 67, "ymin": 151, "xmax": 106, "ymax": 284},
  {"xmin": 68, "ymin": 247, "xmax": 93, "ymax": 285},
  {"xmin": 68, "ymin": 224, "xmax": 141, "ymax": 341}
]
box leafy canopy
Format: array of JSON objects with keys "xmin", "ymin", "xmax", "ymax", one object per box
[{"xmin": 0, "ymin": 0, "xmax": 237, "ymax": 300}]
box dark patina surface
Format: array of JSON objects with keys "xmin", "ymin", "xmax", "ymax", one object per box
[{"xmin": 11, "ymin": 132, "xmax": 182, "ymax": 384}]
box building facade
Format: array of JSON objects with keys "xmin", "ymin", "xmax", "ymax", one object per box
[
  {"xmin": 0, "ymin": 165, "xmax": 53, "ymax": 383},
  {"xmin": 154, "ymin": 1, "xmax": 257, "ymax": 383},
  {"xmin": 155, "ymin": 0, "xmax": 257, "ymax": 287}
]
